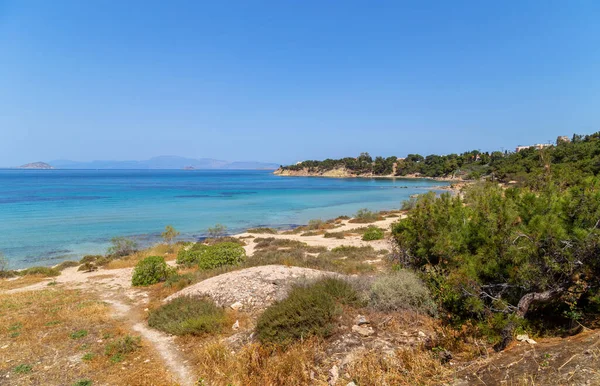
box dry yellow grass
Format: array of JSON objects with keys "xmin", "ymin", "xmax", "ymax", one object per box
[
  {"xmin": 342, "ymin": 348, "xmax": 453, "ymax": 385},
  {"xmin": 0, "ymin": 275, "xmax": 48, "ymax": 291},
  {"xmin": 0, "ymin": 288, "xmax": 176, "ymax": 385},
  {"xmin": 189, "ymin": 338, "xmax": 328, "ymax": 386}
]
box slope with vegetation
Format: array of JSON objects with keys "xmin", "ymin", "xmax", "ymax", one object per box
[{"xmin": 277, "ymin": 132, "xmax": 600, "ymax": 183}]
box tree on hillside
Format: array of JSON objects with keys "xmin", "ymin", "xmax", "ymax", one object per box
[{"xmin": 392, "ymin": 182, "xmax": 600, "ymax": 350}]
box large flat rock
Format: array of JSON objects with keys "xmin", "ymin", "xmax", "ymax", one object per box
[{"xmin": 164, "ymin": 265, "xmax": 339, "ymax": 312}]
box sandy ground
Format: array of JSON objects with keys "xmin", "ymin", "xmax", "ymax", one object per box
[{"xmin": 239, "ymin": 215, "xmax": 402, "ymax": 256}]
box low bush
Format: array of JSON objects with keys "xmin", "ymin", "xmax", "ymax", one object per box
[
  {"xmin": 246, "ymin": 227, "xmax": 278, "ymax": 234},
  {"xmin": 107, "ymin": 237, "xmax": 138, "ymax": 258},
  {"xmin": 105, "ymin": 335, "xmax": 141, "ymax": 363},
  {"xmin": 78, "ymin": 262, "xmax": 98, "ymax": 272},
  {"xmin": 254, "ymin": 238, "xmax": 307, "ymax": 250},
  {"xmin": 70, "ymin": 329, "xmax": 88, "ymax": 339},
  {"xmin": 73, "ymin": 380, "xmax": 92, "ymax": 386},
  {"xmin": 19, "ymin": 266, "xmax": 60, "ymax": 277},
  {"xmin": 131, "ymin": 256, "xmax": 173, "ymax": 286},
  {"xmin": 349, "ymin": 208, "xmax": 381, "ymax": 223},
  {"xmin": 369, "ymin": 270, "xmax": 437, "ymax": 316},
  {"xmin": 80, "ymin": 255, "xmax": 103, "ymax": 264},
  {"xmin": 55, "ymin": 260, "xmax": 79, "ymax": 271},
  {"xmin": 198, "ymin": 242, "xmax": 245, "ymax": 269},
  {"xmin": 204, "ymin": 236, "xmax": 246, "ymax": 246},
  {"xmin": 362, "ymin": 226, "xmax": 385, "ymax": 241},
  {"xmin": 323, "ymin": 231, "xmax": 345, "ymax": 239},
  {"xmin": 164, "ymin": 272, "xmax": 194, "ymax": 290},
  {"xmin": 148, "ymin": 296, "xmax": 227, "ymax": 336},
  {"xmin": 206, "ymin": 223, "xmax": 227, "ymax": 238},
  {"xmin": 176, "ymin": 245, "xmax": 208, "ymax": 267},
  {"xmin": 14, "ymin": 364, "xmax": 32, "ymax": 374},
  {"xmin": 256, "ymin": 278, "xmax": 359, "ymax": 346}
]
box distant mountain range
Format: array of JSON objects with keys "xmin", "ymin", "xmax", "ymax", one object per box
[{"xmin": 41, "ymin": 156, "xmax": 280, "ymax": 170}]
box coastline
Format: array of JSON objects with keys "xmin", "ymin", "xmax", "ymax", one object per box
[{"xmin": 273, "ymin": 167, "xmax": 466, "ymax": 182}]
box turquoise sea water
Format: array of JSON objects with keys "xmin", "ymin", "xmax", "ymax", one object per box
[{"xmin": 0, "ymin": 169, "xmax": 447, "ymax": 269}]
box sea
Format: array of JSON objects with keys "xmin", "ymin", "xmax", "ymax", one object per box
[{"xmin": 0, "ymin": 169, "xmax": 448, "ymax": 269}]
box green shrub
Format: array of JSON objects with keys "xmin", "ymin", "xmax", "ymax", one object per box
[
  {"xmin": 256, "ymin": 278, "xmax": 359, "ymax": 346},
  {"xmin": 369, "ymin": 271, "xmax": 437, "ymax": 316},
  {"xmin": 80, "ymin": 255, "xmax": 103, "ymax": 264},
  {"xmin": 306, "ymin": 219, "xmax": 326, "ymax": 230},
  {"xmin": 14, "ymin": 364, "xmax": 32, "ymax": 374},
  {"xmin": 254, "ymin": 238, "xmax": 307, "ymax": 250},
  {"xmin": 78, "ymin": 262, "xmax": 98, "ymax": 272},
  {"xmin": 362, "ymin": 226, "xmax": 384, "ymax": 241},
  {"xmin": 204, "ymin": 236, "xmax": 245, "ymax": 246},
  {"xmin": 70, "ymin": 329, "xmax": 88, "ymax": 339},
  {"xmin": 107, "ymin": 237, "xmax": 138, "ymax": 257},
  {"xmin": 73, "ymin": 380, "xmax": 92, "ymax": 386},
  {"xmin": 131, "ymin": 256, "xmax": 173, "ymax": 286},
  {"xmin": 105, "ymin": 335, "xmax": 141, "ymax": 362},
  {"xmin": 323, "ymin": 231, "xmax": 345, "ymax": 239},
  {"xmin": 350, "ymin": 208, "xmax": 381, "ymax": 223},
  {"xmin": 82, "ymin": 353, "xmax": 94, "ymax": 361},
  {"xmin": 0, "ymin": 252, "xmax": 9, "ymax": 273},
  {"xmin": 206, "ymin": 224, "xmax": 227, "ymax": 238},
  {"xmin": 148, "ymin": 296, "xmax": 227, "ymax": 336},
  {"xmin": 197, "ymin": 242, "xmax": 245, "ymax": 270},
  {"xmin": 55, "ymin": 260, "xmax": 80, "ymax": 271},
  {"xmin": 19, "ymin": 266, "xmax": 60, "ymax": 277},
  {"xmin": 246, "ymin": 227, "xmax": 278, "ymax": 234},
  {"xmin": 176, "ymin": 245, "xmax": 208, "ymax": 267},
  {"xmin": 164, "ymin": 272, "xmax": 194, "ymax": 290}
]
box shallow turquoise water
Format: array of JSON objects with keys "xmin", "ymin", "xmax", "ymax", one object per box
[{"xmin": 0, "ymin": 169, "xmax": 446, "ymax": 268}]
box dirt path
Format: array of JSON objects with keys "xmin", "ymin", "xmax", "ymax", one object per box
[{"xmin": 2, "ymin": 265, "xmax": 197, "ymax": 386}]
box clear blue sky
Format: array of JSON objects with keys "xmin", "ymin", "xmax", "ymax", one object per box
[{"xmin": 1, "ymin": 0, "xmax": 599, "ymax": 166}]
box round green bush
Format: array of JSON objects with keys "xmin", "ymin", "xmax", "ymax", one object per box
[
  {"xmin": 131, "ymin": 256, "xmax": 173, "ymax": 286},
  {"xmin": 362, "ymin": 226, "xmax": 384, "ymax": 241},
  {"xmin": 176, "ymin": 244, "xmax": 208, "ymax": 266},
  {"xmin": 197, "ymin": 242, "xmax": 245, "ymax": 270}
]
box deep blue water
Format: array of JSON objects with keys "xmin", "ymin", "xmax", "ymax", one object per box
[{"xmin": 0, "ymin": 169, "xmax": 447, "ymax": 269}]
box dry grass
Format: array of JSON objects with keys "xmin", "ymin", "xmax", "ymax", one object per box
[
  {"xmin": 105, "ymin": 243, "xmax": 180, "ymax": 269},
  {"xmin": 0, "ymin": 289, "xmax": 175, "ymax": 385},
  {"xmin": 0, "ymin": 275, "xmax": 48, "ymax": 291},
  {"xmin": 190, "ymin": 338, "xmax": 328, "ymax": 386},
  {"xmin": 342, "ymin": 348, "xmax": 453, "ymax": 385}
]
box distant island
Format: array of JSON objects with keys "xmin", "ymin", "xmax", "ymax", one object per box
[
  {"xmin": 18, "ymin": 162, "xmax": 54, "ymax": 170},
  {"xmin": 15, "ymin": 156, "xmax": 280, "ymax": 170}
]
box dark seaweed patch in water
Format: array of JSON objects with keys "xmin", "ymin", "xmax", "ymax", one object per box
[
  {"xmin": 220, "ymin": 191, "xmax": 257, "ymax": 196},
  {"xmin": 175, "ymin": 194, "xmax": 217, "ymax": 198},
  {"xmin": 176, "ymin": 191, "xmax": 257, "ymax": 199},
  {"xmin": 0, "ymin": 196, "xmax": 106, "ymax": 204}
]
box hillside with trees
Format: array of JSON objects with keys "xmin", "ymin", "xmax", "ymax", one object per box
[{"xmin": 277, "ymin": 132, "xmax": 600, "ymax": 185}]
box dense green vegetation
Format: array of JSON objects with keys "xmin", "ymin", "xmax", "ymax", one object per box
[
  {"xmin": 148, "ymin": 296, "xmax": 227, "ymax": 336},
  {"xmin": 280, "ymin": 132, "xmax": 600, "ymax": 184},
  {"xmin": 392, "ymin": 180, "xmax": 600, "ymax": 349},
  {"xmin": 361, "ymin": 226, "xmax": 384, "ymax": 241},
  {"xmin": 176, "ymin": 242, "xmax": 246, "ymax": 269},
  {"xmin": 131, "ymin": 256, "xmax": 173, "ymax": 286},
  {"xmin": 256, "ymin": 278, "xmax": 361, "ymax": 346}
]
